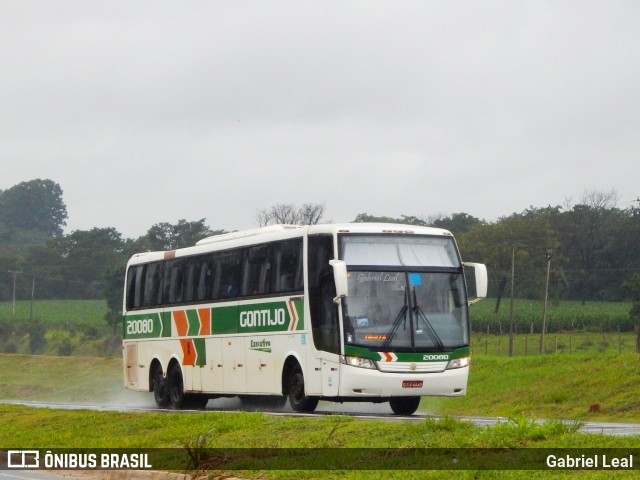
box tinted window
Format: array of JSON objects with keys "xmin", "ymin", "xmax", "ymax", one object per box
[
  {"xmin": 272, "ymin": 239, "xmax": 303, "ymax": 293},
  {"xmin": 143, "ymin": 262, "xmax": 163, "ymax": 307},
  {"xmin": 242, "ymin": 244, "xmax": 271, "ymax": 296},
  {"xmin": 213, "ymin": 250, "xmax": 242, "ymax": 299},
  {"xmin": 163, "ymin": 259, "xmax": 185, "ymax": 304}
]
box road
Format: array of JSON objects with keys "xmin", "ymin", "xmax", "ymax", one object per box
[{"xmin": 2, "ymin": 398, "xmax": 640, "ymax": 436}]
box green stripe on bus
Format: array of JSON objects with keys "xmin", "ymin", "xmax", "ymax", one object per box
[
  {"xmin": 343, "ymin": 345, "xmax": 470, "ymax": 362},
  {"xmin": 194, "ymin": 338, "xmax": 206, "ymax": 366},
  {"xmin": 123, "ymin": 299, "xmax": 306, "ymax": 339}
]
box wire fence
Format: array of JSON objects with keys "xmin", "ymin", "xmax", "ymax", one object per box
[{"xmin": 471, "ymin": 331, "xmax": 640, "ymax": 356}]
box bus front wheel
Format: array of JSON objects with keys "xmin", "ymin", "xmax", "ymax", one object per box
[
  {"xmin": 389, "ymin": 396, "xmax": 421, "ymax": 416},
  {"xmin": 288, "ymin": 366, "xmax": 318, "ymax": 413}
]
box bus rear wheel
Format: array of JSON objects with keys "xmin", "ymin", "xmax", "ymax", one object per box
[
  {"xmin": 288, "ymin": 366, "xmax": 318, "ymax": 413},
  {"xmin": 167, "ymin": 363, "xmax": 186, "ymax": 409},
  {"xmin": 389, "ymin": 396, "xmax": 421, "ymax": 416},
  {"xmin": 152, "ymin": 364, "xmax": 170, "ymax": 408}
]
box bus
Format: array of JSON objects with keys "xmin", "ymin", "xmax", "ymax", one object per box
[{"xmin": 122, "ymin": 223, "xmax": 487, "ymax": 415}]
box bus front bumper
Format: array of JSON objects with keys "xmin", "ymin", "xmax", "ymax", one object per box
[{"xmin": 338, "ymin": 364, "xmax": 469, "ymax": 398}]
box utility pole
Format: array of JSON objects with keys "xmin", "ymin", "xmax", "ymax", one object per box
[
  {"xmin": 540, "ymin": 250, "xmax": 552, "ymax": 354},
  {"xmin": 7, "ymin": 270, "xmax": 22, "ymax": 315},
  {"xmin": 29, "ymin": 276, "xmax": 36, "ymax": 321},
  {"xmin": 509, "ymin": 246, "xmax": 515, "ymax": 357}
]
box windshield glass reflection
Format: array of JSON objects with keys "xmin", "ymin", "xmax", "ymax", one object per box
[{"xmin": 343, "ymin": 271, "xmax": 468, "ymax": 351}]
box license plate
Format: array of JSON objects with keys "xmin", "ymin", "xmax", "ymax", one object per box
[{"xmin": 402, "ymin": 380, "xmax": 423, "ymax": 388}]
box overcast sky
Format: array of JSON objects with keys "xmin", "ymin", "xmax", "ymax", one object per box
[{"xmin": 1, "ymin": 1, "xmax": 639, "ymax": 238}]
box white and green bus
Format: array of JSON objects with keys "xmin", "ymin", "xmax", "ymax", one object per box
[{"xmin": 123, "ymin": 223, "xmax": 487, "ymax": 415}]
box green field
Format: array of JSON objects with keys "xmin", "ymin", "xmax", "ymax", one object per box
[
  {"xmin": 469, "ymin": 298, "xmax": 634, "ymax": 333},
  {"xmin": 0, "ymin": 299, "xmax": 108, "ymax": 328}
]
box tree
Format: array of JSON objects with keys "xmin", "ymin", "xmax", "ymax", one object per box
[
  {"xmin": 103, "ymin": 265, "xmax": 125, "ymax": 334},
  {"xmin": 140, "ymin": 219, "xmax": 223, "ymax": 251},
  {"xmin": 0, "ymin": 179, "xmax": 67, "ymax": 237},
  {"xmin": 429, "ymin": 213, "xmax": 482, "ymax": 234},
  {"xmin": 559, "ymin": 189, "xmax": 621, "ymax": 303},
  {"xmin": 458, "ymin": 213, "xmax": 560, "ymax": 313},
  {"xmin": 256, "ymin": 203, "xmax": 325, "ymax": 226},
  {"xmin": 24, "ymin": 227, "xmax": 127, "ymax": 299},
  {"xmin": 353, "ymin": 213, "xmax": 428, "ymax": 225}
]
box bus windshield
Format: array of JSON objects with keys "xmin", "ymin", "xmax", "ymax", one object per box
[
  {"xmin": 340, "ymin": 234, "xmax": 468, "ymax": 352},
  {"xmin": 342, "ymin": 271, "xmax": 469, "ymax": 351}
]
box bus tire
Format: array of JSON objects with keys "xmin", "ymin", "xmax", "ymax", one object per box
[
  {"xmin": 167, "ymin": 363, "xmax": 186, "ymax": 409},
  {"xmin": 389, "ymin": 396, "xmax": 421, "ymax": 416},
  {"xmin": 152, "ymin": 363, "xmax": 170, "ymax": 408},
  {"xmin": 288, "ymin": 365, "xmax": 319, "ymax": 413}
]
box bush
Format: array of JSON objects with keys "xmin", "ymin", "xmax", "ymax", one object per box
[{"xmin": 57, "ymin": 338, "xmax": 74, "ymax": 356}]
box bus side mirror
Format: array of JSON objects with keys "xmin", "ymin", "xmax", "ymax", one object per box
[
  {"xmin": 329, "ymin": 259, "xmax": 348, "ymax": 303},
  {"xmin": 463, "ymin": 262, "xmax": 488, "ymax": 300}
]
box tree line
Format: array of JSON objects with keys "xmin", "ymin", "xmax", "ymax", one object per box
[{"xmin": 2, "ymin": 179, "xmax": 640, "ymax": 331}]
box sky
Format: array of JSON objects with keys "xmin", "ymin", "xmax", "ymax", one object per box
[{"xmin": 1, "ymin": 0, "xmax": 639, "ymax": 239}]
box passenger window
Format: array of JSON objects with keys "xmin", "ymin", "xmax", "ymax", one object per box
[
  {"xmin": 242, "ymin": 244, "xmax": 271, "ymax": 296},
  {"xmin": 273, "ymin": 239, "xmax": 303, "ymax": 293},
  {"xmin": 143, "ymin": 262, "xmax": 163, "ymax": 307},
  {"xmin": 163, "ymin": 259, "xmax": 185, "ymax": 304},
  {"xmin": 213, "ymin": 250, "xmax": 242, "ymax": 299},
  {"xmin": 127, "ymin": 264, "xmax": 145, "ymax": 310}
]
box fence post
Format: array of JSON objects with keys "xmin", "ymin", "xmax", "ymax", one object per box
[{"xmin": 569, "ymin": 333, "xmax": 572, "ymax": 354}]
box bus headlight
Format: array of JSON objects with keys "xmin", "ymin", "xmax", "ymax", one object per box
[
  {"xmin": 341, "ymin": 355, "xmax": 378, "ymax": 370},
  {"xmin": 445, "ymin": 356, "xmax": 470, "ymax": 370}
]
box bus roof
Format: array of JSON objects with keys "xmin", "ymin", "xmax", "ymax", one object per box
[{"xmin": 127, "ymin": 223, "xmax": 454, "ymax": 266}]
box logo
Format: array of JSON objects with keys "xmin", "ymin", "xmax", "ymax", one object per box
[
  {"xmin": 410, "ymin": 363, "xmax": 417, "ymax": 371},
  {"xmin": 250, "ymin": 339, "xmax": 272, "ymax": 353},
  {"xmin": 8, "ymin": 450, "xmax": 39, "ymax": 468},
  {"xmin": 240, "ymin": 309, "xmax": 286, "ymax": 329}
]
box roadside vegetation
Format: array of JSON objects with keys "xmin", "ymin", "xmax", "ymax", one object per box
[{"xmin": 0, "ymin": 403, "xmax": 638, "ymax": 479}]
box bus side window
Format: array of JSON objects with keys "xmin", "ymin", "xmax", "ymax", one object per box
[
  {"xmin": 163, "ymin": 259, "xmax": 185, "ymax": 305},
  {"xmin": 242, "ymin": 244, "xmax": 271, "ymax": 296},
  {"xmin": 127, "ymin": 264, "xmax": 145, "ymax": 310},
  {"xmin": 143, "ymin": 262, "xmax": 163, "ymax": 307},
  {"xmin": 196, "ymin": 257, "xmax": 212, "ymax": 301},
  {"xmin": 273, "ymin": 238, "xmax": 303, "ymax": 293},
  {"xmin": 214, "ymin": 250, "xmax": 241, "ymax": 299}
]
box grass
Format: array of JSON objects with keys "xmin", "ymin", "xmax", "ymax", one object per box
[
  {"xmin": 421, "ymin": 352, "xmax": 640, "ymax": 421},
  {"xmin": 1, "ymin": 349, "xmax": 638, "ymax": 422},
  {"xmin": 0, "ymin": 405, "xmax": 638, "ymax": 479},
  {"xmin": 1, "ymin": 352, "xmax": 639, "ymax": 478}
]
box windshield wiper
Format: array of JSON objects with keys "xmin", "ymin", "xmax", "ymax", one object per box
[
  {"xmin": 382, "ymin": 287, "xmax": 408, "ymax": 350},
  {"xmin": 412, "ymin": 288, "xmax": 445, "ymax": 351}
]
